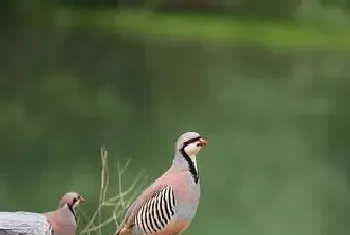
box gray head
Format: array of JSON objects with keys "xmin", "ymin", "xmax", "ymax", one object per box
[
  {"xmin": 176, "ymin": 131, "xmax": 208, "ymax": 157},
  {"xmin": 58, "ymin": 191, "xmax": 86, "ymax": 209}
]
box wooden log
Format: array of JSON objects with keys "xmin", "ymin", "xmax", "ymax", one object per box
[{"xmin": 0, "ymin": 212, "xmax": 52, "ymax": 235}]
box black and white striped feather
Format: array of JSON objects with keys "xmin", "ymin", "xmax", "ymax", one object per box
[{"xmin": 134, "ymin": 186, "xmax": 176, "ymax": 234}]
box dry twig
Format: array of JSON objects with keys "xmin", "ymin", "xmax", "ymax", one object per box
[{"xmin": 78, "ymin": 146, "xmax": 148, "ymax": 235}]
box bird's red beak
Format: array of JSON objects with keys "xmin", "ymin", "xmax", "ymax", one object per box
[
  {"xmin": 198, "ymin": 138, "xmax": 208, "ymax": 147},
  {"xmin": 79, "ymin": 196, "xmax": 86, "ymax": 204}
]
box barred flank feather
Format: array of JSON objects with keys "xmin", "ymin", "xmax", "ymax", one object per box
[{"xmin": 135, "ymin": 186, "xmax": 176, "ymax": 234}]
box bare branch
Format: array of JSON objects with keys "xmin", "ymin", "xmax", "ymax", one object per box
[{"xmin": 78, "ymin": 146, "xmax": 147, "ymax": 235}]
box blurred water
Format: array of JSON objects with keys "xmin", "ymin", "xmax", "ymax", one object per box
[{"xmin": 1, "ymin": 27, "xmax": 350, "ymax": 235}]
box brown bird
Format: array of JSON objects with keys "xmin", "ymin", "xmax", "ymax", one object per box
[
  {"xmin": 115, "ymin": 131, "xmax": 208, "ymax": 235},
  {"xmin": 43, "ymin": 192, "xmax": 86, "ymax": 235}
]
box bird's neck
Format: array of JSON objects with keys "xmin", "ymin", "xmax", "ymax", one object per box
[
  {"xmin": 173, "ymin": 151, "xmax": 199, "ymax": 184},
  {"xmin": 61, "ymin": 204, "xmax": 77, "ymax": 224},
  {"xmin": 188, "ymin": 154, "xmax": 198, "ymax": 171}
]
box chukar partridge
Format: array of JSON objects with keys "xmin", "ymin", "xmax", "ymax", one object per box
[
  {"xmin": 115, "ymin": 131, "xmax": 208, "ymax": 235},
  {"xmin": 43, "ymin": 192, "xmax": 86, "ymax": 235}
]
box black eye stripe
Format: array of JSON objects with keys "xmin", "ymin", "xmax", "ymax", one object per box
[{"xmin": 182, "ymin": 136, "xmax": 201, "ymax": 149}]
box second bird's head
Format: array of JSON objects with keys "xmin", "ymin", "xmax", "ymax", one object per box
[
  {"xmin": 58, "ymin": 191, "xmax": 86, "ymax": 209},
  {"xmin": 176, "ymin": 131, "xmax": 208, "ymax": 157}
]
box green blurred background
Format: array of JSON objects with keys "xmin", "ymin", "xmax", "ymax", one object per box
[{"xmin": 1, "ymin": 0, "xmax": 350, "ymax": 234}]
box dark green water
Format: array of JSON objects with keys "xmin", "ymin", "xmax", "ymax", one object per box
[{"xmin": 1, "ymin": 26, "xmax": 350, "ymax": 235}]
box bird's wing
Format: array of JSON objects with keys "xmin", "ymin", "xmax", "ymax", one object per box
[
  {"xmin": 122, "ymin": 183, "xmax": 170, "ymax": 229},
  {"xmin": 43, "ymin": 212, "xmax": 58, "ymax": 229},
  {"xmin": 43, "ymin": 211, "xmax": 76, "ymax": 235}
]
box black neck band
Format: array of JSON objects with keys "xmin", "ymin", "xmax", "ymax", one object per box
[
  {"xmin": 180, "ymin": 149, "xmax": 199, "ymax": 184},
  {"xmin": 68, "ymin": 204, "xmax": 77, "ymax": 223}
]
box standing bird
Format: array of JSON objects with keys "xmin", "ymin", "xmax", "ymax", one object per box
[
  {"xmin": 43, "ymin": 192, "xmax": 86, "ymax": 235},
  {"xmin": 115, "ymin": 131, "xmax": 208, "ymax": 235}
]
